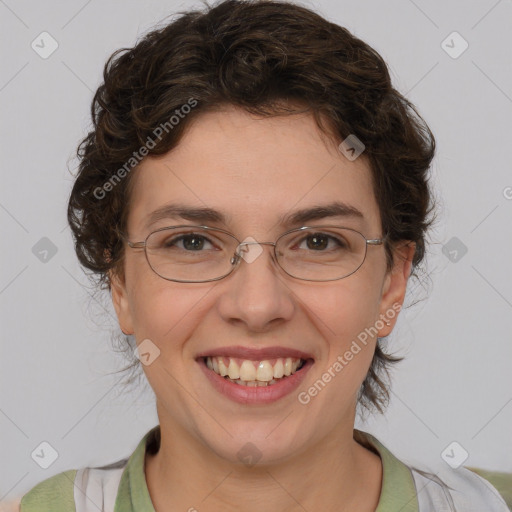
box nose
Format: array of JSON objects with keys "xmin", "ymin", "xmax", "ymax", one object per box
[{"xmin": 216, "ymin": 241, "xmax": 295, "ymax": 332}]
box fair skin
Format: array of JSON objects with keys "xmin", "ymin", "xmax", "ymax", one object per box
[{"xmin": 111, "ymin": 105, "xmax": 414, "ymax": 512}]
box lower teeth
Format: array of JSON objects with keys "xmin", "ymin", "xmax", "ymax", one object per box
[{"xmin": 225, "ymin": 376, "xmax": 283, "ymax": 387}]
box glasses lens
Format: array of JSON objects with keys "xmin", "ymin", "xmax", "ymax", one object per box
[
  {"xmin": 276, "ymin": 227, "xmax": 367, "ymax": 281},
  {"xmin": 145, "ymin": 227, "xmax": 238, "ymax": 282}
]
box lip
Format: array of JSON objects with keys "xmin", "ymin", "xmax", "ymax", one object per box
[
  {"xmin": 197, "ymin": 356, "xmax": 314, "ymax": 404},
  {"xmin": 196, "ymin": 345, "xmax": 315, "ymax": 361}
]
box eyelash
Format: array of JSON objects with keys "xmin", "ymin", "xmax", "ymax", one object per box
[{"xmin": 160, "ymin": 231, "xmax": 347, "ymax": 251}]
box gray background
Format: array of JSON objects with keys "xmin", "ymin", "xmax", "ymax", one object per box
[{"xmin": 1, "ymin": 0, "xmax": 511, "ymax": 502}]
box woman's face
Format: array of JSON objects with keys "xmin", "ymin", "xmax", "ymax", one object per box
[{"xmin": 111, "ymin": 106, "xmax": 412, "ymax": 464}]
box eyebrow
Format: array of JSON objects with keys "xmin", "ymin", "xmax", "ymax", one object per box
[
  {"xmin": 145, "ymin": 204, "xmax": 227, "ymax": 229},
  {"xmin": 144, "ymin": 201, "xmax": 364, "ymax": 230},
  {"xmin": 281, "ymin": 202, "xmax": 364, "ymax": 225}
]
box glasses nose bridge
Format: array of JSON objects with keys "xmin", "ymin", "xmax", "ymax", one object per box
[
  {"xmin": 229, "ymin": 240, "xmax": 279, "ymax": 279},
  {"xmin": 237, "ymin": 240, "xmax": 276, "ymax": 248},
  {"xmin": 234, "ymin": 239, "xmax": 277, "ymax": 257}
]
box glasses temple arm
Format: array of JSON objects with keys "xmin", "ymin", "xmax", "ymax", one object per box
[{"xmin": 126, "ymin": 241, "xmax": 146, "ymax": 249}]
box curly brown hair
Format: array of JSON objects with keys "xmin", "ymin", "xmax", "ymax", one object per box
[{"xmin": 67, "ymin": 0, "xmax": 435, "ymax": 412}]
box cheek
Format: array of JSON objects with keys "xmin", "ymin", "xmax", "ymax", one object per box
[
  {"xmin": 126, "ymin": 282, "xmax": 213, "ymax": 404},
  {"xmin": 300, "ymin": 278, "xmax": 383, "ymax": 394},
  {"xmin": 303, "ymin": 278, "xmax": 383, "ymax": 350},
  {"xmin": 123, "ymin": 254, "xmax": 185, "ymax": 339},
  {"xmin": 127, "ymin": 276, "xmax": 214, "ymax": 353}
]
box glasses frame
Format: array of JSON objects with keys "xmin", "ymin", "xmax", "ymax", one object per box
[{"xmin": 125, "ymin": 224, "xmax": 385, "ymax": 283}]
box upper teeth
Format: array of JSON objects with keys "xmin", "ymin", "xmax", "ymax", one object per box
[{"xmin": 206, "ymin": 356, "xmax": 303, "ymax": 382}]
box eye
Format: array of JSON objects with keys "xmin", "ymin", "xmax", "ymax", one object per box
[
  {"xmin": 297, "ymin": 232, "xmax": 348, "ymax": 251},
  {"xmin": 162, "ymin": 233, "xmax": 216, "ymax": 251}
]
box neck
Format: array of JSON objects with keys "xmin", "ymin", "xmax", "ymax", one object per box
[{"xmin": 145, "ymin": 416, "xmax": 382, "ymax": 512}]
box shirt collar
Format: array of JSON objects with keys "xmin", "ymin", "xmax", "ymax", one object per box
[
  {"xmin": 354, "ymin": 429, "xmax": 419, "ymax": 512},
  {"xmin": 115, "ymin": 426, "xmax": 419, "ymax": 512}
]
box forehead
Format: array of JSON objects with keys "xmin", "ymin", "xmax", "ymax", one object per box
[{"xmin": 126, "ymin": 106, "xmax": 381, "ymax": 236}]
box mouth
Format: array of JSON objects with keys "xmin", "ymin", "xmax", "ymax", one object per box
[
  {"xmin": 196, "ymin": 346, "xmax": 314, "ymax": 404},
  {"xmin": 203, "ymin": 356, "xmax": 308, "ymax": 387}
]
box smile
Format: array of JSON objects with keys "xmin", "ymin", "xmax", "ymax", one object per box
[
  {"xmin": 205, "ymin": 356, "xmax": 306, "ymax": 386},
  {"xmin": 196, "ymin": 346, "xmax": 315, "ymax": 404}
]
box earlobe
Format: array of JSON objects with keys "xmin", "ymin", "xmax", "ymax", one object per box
[
  {"xmin": 377, "ymin": 242, "xmax": 415, "ymax": 337},
  {"xmin": 109, "ymin": 270, "xmax": 135, "ymax": 335}
]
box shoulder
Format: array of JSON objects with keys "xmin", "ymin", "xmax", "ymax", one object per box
[
  {"xmin": 18, "ymin": 469, "xmax": 77, "ymax": 512},
  {"xmin": 16, "ymin": 459, "xmax": 129, "ymax": 512},
  {"xmin": 355, "ymin": 430, "xmax": 510, "ymax": 512},
  {"xmin": 467, "ymin": 467, "xmax": 512, "ymax": 510},
  {"xmin": 13, "ymin": 427, "xmax": 157, "ymax": 512},
  {"xmin": 411, "ymin": 465, "xmax": 510, "ymax": 511}
]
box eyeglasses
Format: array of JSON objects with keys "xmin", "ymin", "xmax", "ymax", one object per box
[{"xmin": 125, "ymin": 225, "xmax": 385, "ymax": 283}]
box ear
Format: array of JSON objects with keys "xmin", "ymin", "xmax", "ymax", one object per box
[
  {"xmin": 377, "ymin": 242, "xmax": 415, "ymax": 337},
  {"xmin": 109, "ymin": 270, "xmax": 135, "ymax": 335}
]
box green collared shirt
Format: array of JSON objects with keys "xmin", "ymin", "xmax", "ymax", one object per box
[
  {"xmin": 113, "ymin": 428, "xmax": 420, "ymax": 511},
  {"xmin": 19, "ymin": 426, "xmax": 509, "ymax": 512}
]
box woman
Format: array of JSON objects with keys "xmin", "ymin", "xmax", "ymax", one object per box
[{"xmin": 12, "ymin": 0, "xmax": 510, "ymax": 510}]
